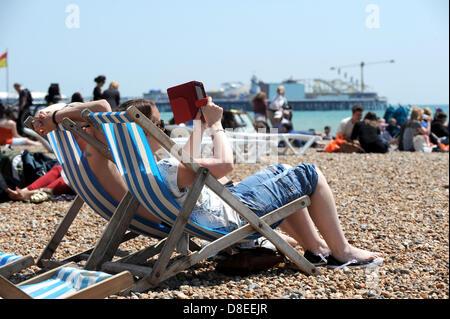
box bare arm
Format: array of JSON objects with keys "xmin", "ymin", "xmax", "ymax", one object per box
[
  {"xmin": 33, "ymin": 99, "xmax": 111, "ymax": 136},
  {"xmin": 176, "ymin": 98, "xmax": 234, "ymax": 189}
]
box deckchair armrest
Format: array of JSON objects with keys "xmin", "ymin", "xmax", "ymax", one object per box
[{"xmin": 0, "ymin": 275, "xmax": 33, "ymax": 299}]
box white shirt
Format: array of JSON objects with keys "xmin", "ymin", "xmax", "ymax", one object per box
[
  {"xmin": 157, "ymin": 157, "xmax": 243, "ymax": 232},
  {"xmin": 269, "ymin": 94, "xmax": 288, "ymax": 111},
  {"xmin": 337, "ymin": 116, "xmax": 358, "ymax": 140}
]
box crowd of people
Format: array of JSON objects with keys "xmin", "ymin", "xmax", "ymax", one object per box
[
  {"xmin": 0, "ymin": 75, "xmax": 121, "ymax": 203},
  {"xmin": 332, "ymin": 104, "xmax": 449, "ymax": 153},
  {"xmin": 249, "ymin": 85, "xmax": 328, "ymax": 146}
]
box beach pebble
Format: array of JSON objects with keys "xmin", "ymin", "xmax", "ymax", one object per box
[{"xmin": 1, "ymin": 146, "xmax": 448, "ymax": 300}]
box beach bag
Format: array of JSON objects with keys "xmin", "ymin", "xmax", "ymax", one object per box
[
  {"xmin": 339, "ymin": 142, "xmax": 365, "ymax": 153},
  {"xmin": 383, "ymin": 105, "xmax": 396, "ymax": 122},
  {"xmin": 216, "ymin": 247, "xmax": 285, "ymax": 275},
  {"xmin": 413, "ymin": 134, "xmax": 431, "ymax": 152},
  {"xmin": 0, "ymin": 149, "xmax": 23, "ymax": 202},
  {"xmin": 393, "ymin": 106, "xmax": 410, "ymax": 127},
  {"xmin": 21, "ymin": 150, "xmax": 59, "ymax": 186}
]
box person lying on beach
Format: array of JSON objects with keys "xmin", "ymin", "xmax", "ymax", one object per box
[
  {"xmin": 6, "ymin": 165, "xmax": 74, "ymax": 203},
  {"xmin": 0, "ymin": 106, "xmax": 41, "ymax": 147},
  {"xmin": 34, "ymin": 98, "xmax": 383, "ymax": 269}
]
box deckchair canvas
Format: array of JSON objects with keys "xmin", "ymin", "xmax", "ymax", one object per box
[
  {"xmin": 23, "ymin": 116, "xmax": 172, "ymax": 271},
  {"xmin": 0, "ymin": 252, "xmax": 34, "ymax": 279},
  {"xmin": 89, "ymin": 107, "xmax": 318, "ymax": 292},
  {"xmin": 0, "ymin": 262, "xmax": 133, "ymax": 299}
]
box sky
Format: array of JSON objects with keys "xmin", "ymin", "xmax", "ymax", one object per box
[{"xmin": 0, "ymin": 0, "xmax": 448, "ymax": 105}]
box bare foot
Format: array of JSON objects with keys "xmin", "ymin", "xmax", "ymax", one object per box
[
  {"xmin": 277, "ymin": 232, "xmax": 298, "ymax": 247},
  {"xmin": 332, "ymin": 245, "xmax": 383, "ymax": 264},
  {"xmin": 6, "ymin": 187, "xmax": 35, "ymax": 201}
]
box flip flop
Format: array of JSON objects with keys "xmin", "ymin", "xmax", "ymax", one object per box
[
  {"xmin": 303, "ymin": 250, "xmax": 329, "ymax": 267},
  {"xmin": 327, "ymin": 255, "xmax": 384, "ymax": 270}
]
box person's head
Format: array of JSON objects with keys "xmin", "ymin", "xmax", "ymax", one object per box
[
  {"xmin": 13, "ymin": 83, "xmax": 22, "ymax": 93},
  {"xmin": 436, "ymin": 111, "xmax": 447, "ymax": 124},
  {"xmin": 94, "ymin": 75, "xmax": 106, "ymax": 87},
  {"xmin": 255, "ymin": 120, "xmax": 270, "ymax": 133},
  {"xmin": 109, "ymin": 81, "xmax": 119, "ymax": 90},
  {"xmin": 363, "ymin": 111, "xmax": 378, "ymax": 127},
  {"xmin": 71, "ymin": 92, "xmax": 84, "ymax": 103},
  {"xmin": 410, "ymin": 106, "xmax": 424, "ymax": 121},
  {"xmin": 351, "ymin": 104, "xmax": 364, "ymax": 122},
  {"xmin": 423, "ymin": 107, "xmax": 432, "ymax": 117},
  {"xmin": 324, "ymin": 126, "xmax": 331, "ymax": 135},
  {"xmin": 117, "ymin": 99, "xmax": 163, "ymax": 151},
  {"xmin": 251, "ymin": 92, "xmax": 266, "ymax": 105},
  {"xmin": 277, "ymin": 86, "xmax": 285, "ymax": 95},
  {"xmin": 388, "ymin": 118, "xmax": 397, "ymax": 126}
]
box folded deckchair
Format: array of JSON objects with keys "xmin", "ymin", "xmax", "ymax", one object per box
[
  {"xmin": 0, "ymin": 262, "xmax": 133, "ymax": 299},
  {"xmin": 89, "ymin": 107, "xmax": 318, "ymax": 292},
  {"xmin": 23, "ymin": 116, "xmax": 172, "ymax": 272},
  {"xmin": 0, "ymin": 252, "xmax": 34, "ymax": 279}
]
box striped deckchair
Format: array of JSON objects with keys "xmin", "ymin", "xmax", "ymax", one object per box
[
  {"xmin": 0, "ymin": 262, "xmax": 133, "ymax": 299},
  {"xmin": 89, "ymin": 107, "xmax": 318, "ymax": 292},
  {"xmin": 23, "ymin": 117, "xmax": 172, "ymax": 271},
  {"xmin": 0, "ymin": 252, "xmax": 34, "ymax": 279}
]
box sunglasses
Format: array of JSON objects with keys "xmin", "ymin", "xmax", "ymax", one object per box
[{"xmin": 153, "ymin": 119, "xmax": 165, "ymax": 129}]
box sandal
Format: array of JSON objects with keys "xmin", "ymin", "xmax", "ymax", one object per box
[
  {"xmin": 327, "ymin": 255, "xmax": 384, "ymax": 270},
  {"xmin": 303, "ymin": 250, "xmax": 329, "ymax": 267},
  {"xmin": 30, "ymin": 188, "xmax": 53, "ymax": 203}
]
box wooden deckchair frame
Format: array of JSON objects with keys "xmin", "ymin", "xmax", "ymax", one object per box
[
  {"xmin": 0, "ymin": 262, "xmax": 133, "ymax": 299},
  {"xmin": 90, "ymin": 106, "xmax": 318, "ymax": 293},
  {"xmin": 24, "ymin": 115, "xmax": 195, "ymax": 277},
  {"xmin": 23, "ymin": 116, "xmax": 144, "ymax": 270},
  {"xmin": 0, "ymin": 255, "xmax": 34, "ymax": 279}
]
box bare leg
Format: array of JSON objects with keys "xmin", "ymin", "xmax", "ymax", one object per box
[
  {"xmin": 279, "ymin": 207, "xmax": 330, "ymax": 255},
  {"xmin": 280, "ymin": 167, "xmax": 381, "ymax": 263},
  {"xmin": 305, "ymin": 168, "xmax": 382, "ymax": 263}
]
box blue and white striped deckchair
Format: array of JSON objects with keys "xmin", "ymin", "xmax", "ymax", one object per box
[
  {"xmin": 0, "ymin": 262, "xmax": 133, "ymax": 299},
  {"xmin": 88, "ymin": 111, "xmax": 251, "ymax": 242},
  {"xmin": 46, "ymin": 125, "xmax": 171, "ymax": 240},
  {"xmin": 0, "ymin": 252, "xmax": 34, "ymax": 278},
  {"xmin": 88, "ymin": 108, "xmax": 316, "ymax": 291}
]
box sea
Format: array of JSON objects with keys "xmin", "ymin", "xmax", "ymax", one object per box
[{"xmin": 160, "ymin": 104, "xmax": 449, "ymax": 136}]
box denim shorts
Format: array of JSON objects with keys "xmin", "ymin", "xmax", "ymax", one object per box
[{"xmin": 227, "ymin": 163, "xmax": 319, "ymax": 223}]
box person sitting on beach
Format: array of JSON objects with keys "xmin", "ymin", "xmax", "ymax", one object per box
[
  {"xmin": 34, "ymin": 97, "xmax": 383, "ymax": 269},
  {"xmin": 421, "ymin": 107, "xmax": 433, "ymax": 129},
  {"xmin": 337, "ymin": 104, "xmax": 364, "ymax": 141},
  {"xmin": 6, "ymin": 164, "xmax": 74, "ymax": 203},
  {"xmin": 430, "ymin": 111, "xmax": 449, "ymax": 145},
  {"xmin": 401, "ymin": 106, "xmax": 431, "ymax": 152},
  {"xmin": 0, "ymin": 105, "xmax": 41, "ymax": 147},
  {"xmin": 386, "ymin": 118, "xmax": 400, "ymax": 139},
  {"xmin": 350, "ymin": 112, "xmax": 389, "ymax": 153},
  {"xmin": 323, "ymin": 126, "xmax": 331, "ymax": 140}
]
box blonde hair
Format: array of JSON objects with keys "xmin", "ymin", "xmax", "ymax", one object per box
[
  {"xmin": 277, "ymin": 85, "xmax": 285, "ymax": 94},
  {"xmin": 109, "ymin": 81, "xmax": 119, "ymax": 90},
  {"xmin": 409, "ymin": 106, "xmax": 423, "ymax": 121}
]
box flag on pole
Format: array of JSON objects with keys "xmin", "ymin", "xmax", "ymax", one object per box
[{"xmin": 0, "ymin": 51, "xmax": 7, "ymax": 68}]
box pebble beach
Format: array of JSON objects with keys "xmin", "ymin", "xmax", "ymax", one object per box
[{"xmin": 1, "ymin": 145, "xmax": 448, "ymax": 299}]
